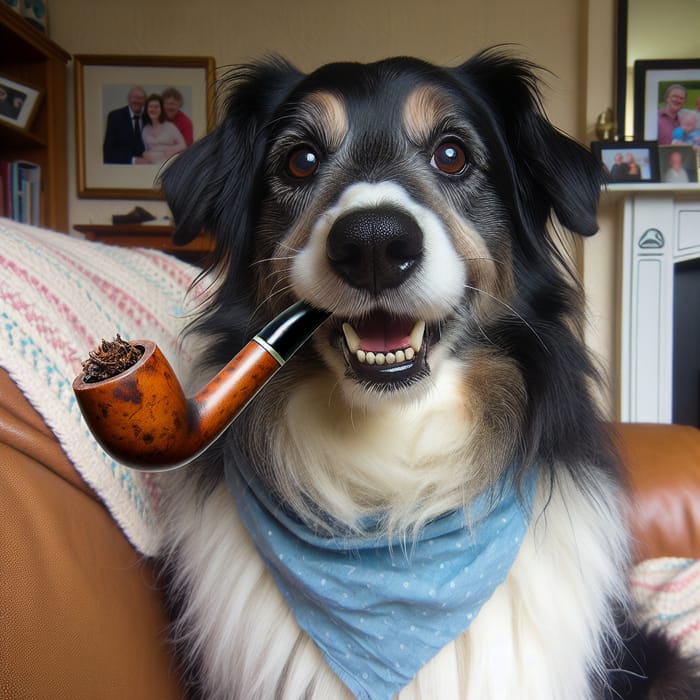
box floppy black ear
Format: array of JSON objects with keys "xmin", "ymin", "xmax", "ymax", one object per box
[
  {"xmin": 452, "ymin": 49, "xmax": 605, "ymax": 237},
  {"xmin": 161, "ymin": 57, "xmax": 304, "ymax": 246}
]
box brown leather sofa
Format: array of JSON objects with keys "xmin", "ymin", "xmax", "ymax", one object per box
[
  {"xmin": 1, "ymin": 365, "xmax": 699, "ymax": 699},
  {"xmin": 0, "ymin": 368, "xmax": 183, "ymax": 700}
]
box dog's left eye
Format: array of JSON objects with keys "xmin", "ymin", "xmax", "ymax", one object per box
[
  {"xmin": 430, "ymin": 141, "xmax": 468, "ymax": 175},
  {"xmin": 286, "ymin": 147, "xmax": 320, "ymax": 179}
]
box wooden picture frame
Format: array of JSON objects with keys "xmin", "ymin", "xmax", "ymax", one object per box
[
  {"xmin": 74, "ymin": 54, "xmax": 216, "ymax": 199},
  {"xmin": 0, "ymin": 73, "xmax": 43, "ymax": 132},
  {"xmin": 633, "ymin": 59, "xmax": 700, "ymax": 143}
]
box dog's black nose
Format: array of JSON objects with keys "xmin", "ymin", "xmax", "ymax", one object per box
[{"xmin": 326, "ymin": 207, "xmax": 423, "ymax": 293}]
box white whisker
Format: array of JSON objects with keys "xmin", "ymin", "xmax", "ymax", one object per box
[
  {"xmin": 252, "ymin": 254, "xmax": 297, "ymax": 268},
  {"xmin": 464, "ymin": 284, "xmax": 549, "ymax": 354},
  {"xmin": 260, "ymin": 265, "xmax": 294, "ymax": 287},
  {"xmin": 276, "ymin": 242, "xmax": 301, "ymax": 254}
]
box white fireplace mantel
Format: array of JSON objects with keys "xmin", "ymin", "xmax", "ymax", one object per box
[{"xmin": 618, "ymin": 187, "xmax": 700, "ymax": 423}]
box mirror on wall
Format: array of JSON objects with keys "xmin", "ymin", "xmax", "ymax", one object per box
[{"xmin": 616, "ymin": 0, "xmax": 700, "ymax": 139}]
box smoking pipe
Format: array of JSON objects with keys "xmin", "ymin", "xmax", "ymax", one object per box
[{"xmin": 72, "ymin": 301, "xmax": 329, "ymax": 471}]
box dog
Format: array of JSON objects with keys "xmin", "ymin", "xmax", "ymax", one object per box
[{"xmin": 157, "ymin": 49, "xmax": 700, "ymax": 699}]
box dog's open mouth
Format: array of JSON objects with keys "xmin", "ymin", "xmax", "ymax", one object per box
[{"xmin": 338, "ymin": 310, "xmax": 430, "ymax": 387}]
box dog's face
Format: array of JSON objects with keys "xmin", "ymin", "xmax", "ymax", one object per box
[
  {"xmin": 257, "ymin": 64, "xmax": 517, "ymax": 405},
  {"xmin": 162, "ymin": 49, "xmax": 605, "ymax": 437}
]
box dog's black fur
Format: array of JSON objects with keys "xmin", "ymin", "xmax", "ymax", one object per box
[{"xmin": 159, "ymin": 49, "xmax": 700, "ymax": 699}]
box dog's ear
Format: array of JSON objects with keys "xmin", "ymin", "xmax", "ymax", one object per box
[
  {"xmin": 161, "ymin": 57, "xmax": 304, "ymax": 246},
  {"xmin": 452, "ymin": 49, "xmax": 605, "ymax": 237}
]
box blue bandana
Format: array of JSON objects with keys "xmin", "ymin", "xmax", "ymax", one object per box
[{"xmin": 225, "ymin": 459, "xmax": 536, "ymax": 700}]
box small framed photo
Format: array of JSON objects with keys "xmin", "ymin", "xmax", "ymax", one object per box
[
  {"xmin": 633, "ymin": 59, "xmax": 700, "ymax": 143},
  {"xmin": 658, "ymin": 145, "xmax": 699, "ymax": 184},
  {"xmin": 0, "ymin": 74, "xmax": 43, "ymax": 131},
  {"xmin": 591, "ymin": 141, "xmax": 659, "ymax": 183},
  {"xmin": 74, "ymin": 55, "xmax": 216, "ymax": 199}
]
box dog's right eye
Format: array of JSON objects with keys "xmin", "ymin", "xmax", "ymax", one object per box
[
  {"xmin": 286, "ymin": 148, "xmax": 320, "ymax": 179},
  {"xmin": 430, "ymin": 141, "xmax": 468, "ymax": 176}
]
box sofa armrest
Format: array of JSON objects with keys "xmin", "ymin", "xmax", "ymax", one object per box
[
  {"xmin": 0, "ymin": 369, "xmax": 183, "ymax": 700},
  {"xmin": 615, "ymin": 422, "xmax": 700, "ymax": 563}
]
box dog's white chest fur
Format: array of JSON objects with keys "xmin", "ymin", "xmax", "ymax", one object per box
[{"xmin": 160, "ymin": 364, "xmax": 627, "ymax": 700}]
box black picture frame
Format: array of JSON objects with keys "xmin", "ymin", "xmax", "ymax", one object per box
[
  {"xmin": 591, "ymin": 140, "xmax": 660, "ymax": 183},
  {"xmin": 633, "ymin": 59, "xmax": 700, "ymax": 143}
]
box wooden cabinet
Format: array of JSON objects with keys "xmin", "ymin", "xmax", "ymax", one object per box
[
  {"xmin": 0, "ymin": 4, "xmax": 70, "ymax": 231},
  {"xmin": 72, "ymin": 223, "xmax": 215, "ymax": 263}
]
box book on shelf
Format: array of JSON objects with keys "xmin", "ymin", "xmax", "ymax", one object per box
[{"xmin": 0, "ymin": 159, "xmax": 41, "ymax": 225}]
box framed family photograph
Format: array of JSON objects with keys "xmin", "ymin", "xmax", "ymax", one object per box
[
  {"xmin": 591, "ymin": 141, "xmax": 659, "ymax": 183},
  {"xmin": 658, "ymin": 144, "xmax": 699, "ymax": 184},
  {"xmin": 75, "ymin": 55, "xmax": 216, "ymax": 199},
  {"xmin": 0, "ymin": 74, "xmax": 43, "ymax": 132},
  {"xmin": 633, "ymin": 59, "xmax": 700, "ymax": 143}
]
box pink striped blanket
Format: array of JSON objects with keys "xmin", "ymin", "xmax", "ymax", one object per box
[
  {"xmin": 631, "ymin": 558, "xmax": 700, "ymax": 657},
  {"xmin": 0, "ymin": 218, "xmax": 204, "ymax": 555}
]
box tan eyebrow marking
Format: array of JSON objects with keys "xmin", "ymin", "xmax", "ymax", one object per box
[
  {"xmin": 306, "ymin": 90, "xmax": 348, "ymax": 150},
  {"xmin": 402, "ymin": 85, "xmax": 453, "ymax": 144}
]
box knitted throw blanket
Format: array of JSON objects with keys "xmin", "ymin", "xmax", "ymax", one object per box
[
  {"xmin": 0, "ymin": 218, "xmax": 203, "ymax": 555},
  {"xmin": 630, "ymin": 557, "xmax": 700, "ymax": 658}
]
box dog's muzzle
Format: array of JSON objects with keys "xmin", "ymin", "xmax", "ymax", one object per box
[{"xmin": 325, "ymin": 206, "xmax": 432, "ymax": 388}]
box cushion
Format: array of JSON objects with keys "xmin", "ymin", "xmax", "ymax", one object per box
[{"xmin": 615, "ymin": 423, "xmax": 700, "ymax": 562}]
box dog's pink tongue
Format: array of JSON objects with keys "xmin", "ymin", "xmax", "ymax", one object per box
[{"xmin": 356, "ymin": 313, "xmax": 412, "ymax": 352}]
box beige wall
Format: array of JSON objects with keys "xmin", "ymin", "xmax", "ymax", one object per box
[
  {"xmin": 51, "ymin": 0, "xmax": 596, "ymax": 224},
  {"xmin": 581, "ymin": 0, "xmax": 620, "ymax": 415},
  {"xmin": 50, "ymin": 0, "xmax": 622, "ymax": 415}
]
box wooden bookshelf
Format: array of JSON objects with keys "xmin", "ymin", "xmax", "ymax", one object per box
[{"xmin": 0, "ymin": 4, "xmax": 70, "ymax": 231}]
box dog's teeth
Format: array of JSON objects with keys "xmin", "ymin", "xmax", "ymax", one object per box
[
  {"xmin": 355, "ymin": 347, "xmax": 415, "ymax": 365},
  {"xmin": 346, "ymin": 319, "xmax": 425, "ymax": 365},
  {"xmin": 410, "ymin": 320, "xmax": 426, "ymax": 352},
  {"xmin": 342, "ymin": 323, "xmax": 360, "ymax": 353}
]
